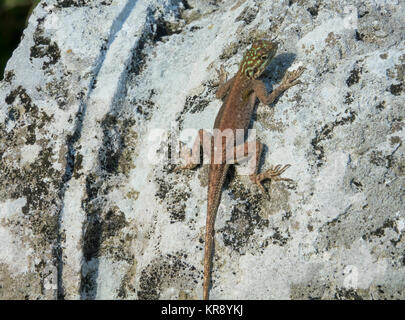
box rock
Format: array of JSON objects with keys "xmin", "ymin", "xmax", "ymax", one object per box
[{"xmin": 0, "ymin": 0, "xmax": 404, "ymax": 299}]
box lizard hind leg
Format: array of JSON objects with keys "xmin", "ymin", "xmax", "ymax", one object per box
[
  {"xmin": 230, "ymin": 140, "xmax": 292, "ymax": 198},
  {"xmin": 251, "ymin": 164, "xmax": 293, "ymax": 197}
]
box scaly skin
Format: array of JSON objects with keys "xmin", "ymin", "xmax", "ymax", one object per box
[{"xmin": 177, "ymin": 40, "xmax": 304, "ymax": 300}]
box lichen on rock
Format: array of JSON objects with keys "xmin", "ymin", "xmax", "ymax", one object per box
[{"xmin": 0, "ymin": 0, "xmax": 404, "ymax": 300}]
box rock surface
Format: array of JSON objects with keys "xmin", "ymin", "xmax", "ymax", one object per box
[{"xmin": 0, "ymin": 0, "xmax": 404, "ymax": 299}]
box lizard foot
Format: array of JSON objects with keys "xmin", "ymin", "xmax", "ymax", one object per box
[
  {"xmin": 250, "ymin": 164, "xmax": 292, "ymax": 198},
  {"xmin": 216, "ymin": 65, "xmax": 228, "ymax": 86},
  {"xmin": 281, "ymin": 66, "xmax": 305, "ymax": 89}
]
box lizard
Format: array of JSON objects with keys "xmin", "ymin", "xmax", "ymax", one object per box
[{"xmin": 176, "ymin": 39, "xmax": 304, "ymax": 300}]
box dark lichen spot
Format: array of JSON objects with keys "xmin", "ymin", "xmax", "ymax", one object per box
[
  {"xmin": 219, "ymin": 179, "xmax": 270, "ymax": 253},
  {"xmin": 235, "ymin": 6, "xmax": 258, "ymax": 25},
  {"xmin": 5, "ymin": 86, "xmax": 32, "ymax": 107},
  {"xmin": 30, "ymin": 21, "xmax": 61, "ymax": 70},
  {"xmin": 311, "ymin": 109, "xmax": 357, "ymax": 167},
  {"xmin": 282, "ymin": 211, "xmax": 292, "ymax": 221},
  {"xmin": 82, "ymin": 208, "xmax": 126, "ymax": 260},
  {"xmin": 80, "ymin": 170, "xmax": 129, "ymax": 297},
  {"xmin": 3, "ymin": 86, "xmax": 44, "ymax": 142},
  {"xmin": 181, "ymin": 0, "xmax": 192, "ymax": 10},
  {"xmin": 81, "ymin": 174, "xmax": 103, "ymax": 260},
  {"xmin": 176, "ymin": 82, "xmax": 216, "ymax": 130},
  {"xmin": 98, "ymin": 114, "xmax": 136, "ymax": 175},
  {"xmin": 358, "ymin": 10, "xmax": 369, "ymax": 18},
  {"xmin": 184, "ymin": 94, "xmax": 210, "ymax": 113},
  {"xmin": 364, "ymin": 219, "xmax": 397, "ymax": 240},
  {"xmin": 269, "ymin": 227, "xmax": 289, "ymax": 246},
  {"xmin": 390, "ymin": 136, "xmax": 401, "ymax": 145},
  {"xmin": 7, "ymin": 107, "xmax": 20, "ymax": 121},
  {"xmin": 5, "ymin": 93, "xmax": 16, "ymax": 105},
  {"xmin": 189, "ymin": 25, "xmax": 201, "ymax": 32},
  {"xmin": 155, "ymin": 174, "xmax": 190, "ymax": 223},
  {"xmin": 4, "ymin": 70, "xmax": 15, "ymax": 83},
  {"xmin": 128, "ymin": 36, "xmax": 148, "ymax": 76},
  {"xmin": 153, "ymin": 17, "xmax": 182, "ymax": 43},
  {"xmin": 389, "ymin": 83, "xmax": 404, "ymax": 96},
  {"xmin": 12, "ymin": 146, "xmax": 60, "ymax": 241},
  {"xmin": 290, "ymin": 282, "xmax": 326, "ymax": 299},
  {"xmin": 102, "ymin": 209, "xmax": 127, "ymax": 239},
  {"xmin": 354, "ymin": 30, "xmax": 364, "ymax": 41},
  {"xmin": 344, "ymin": 92, "xmax": 353, "ymax": 104},
  {"xmin": 45, "ymin": 79, "xmax": 70, "ymax": 109},
  {"xmin": 369, "ymin": 150, "xmax": 387, "ymax": 167},
  {"xmin": 128, "ymin": 7, "xmax": 183, "ymax": 75},
  {"xmin": 73, "ymin": 153, "xmax": 83, "ymax": 179},
  {"xmin": 346, "ymin": 67, "xmax": 362, "ymax": 87},
  {"xmin": 82, "ymin": 216, "xmax": 103, "ymax": 260},
  {"xmin": 335, "ymin": 288, "xmax": 364, "ymax": 300},
  {"xmin": 138, "ymin": 253, "xmax": 197, "ymax": 299},
  {"xmin": 391, "ymin": 118, "xmax": 403, "ymax": 133},
  {"xmin": 219, "ymin": 42, "xmax": 239, "ymax": 60},
  {"xmin": 26, "ymin": 123, "xmax": 37, "ymax": 144},
  {"xmin": 134, "ymin": 99, "xmax": 155, "ymax": 120},
  {"xmin": 376, "ymin": 101, "xmax": 386, "ymax": 111},
  {"xmin": 350, "ymin": 178, "xmax": 363, "ymax": 192},
  {"xmin": 99, "ymin": 114, "xmax": 121, "ymax": 174},
  {"xmin": 307, "ymin": 3, "xmax": 320, "ymax": 17},
  {"xmin": 55, "ymin": 0, "xmax": 87, "ymax": 8},
  {"xmin": 292, "ymin": 282, "xmax": 404, "ymax": 300}
]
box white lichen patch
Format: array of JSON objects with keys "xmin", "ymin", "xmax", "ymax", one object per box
[
  {"xmin": 298, "ymin": 17, "xmax": 353, "ymax": 55},
  {"xmin": 19, "ymin": 144, "xmax": 42, "ymax": 166},
  {"xmin": 0, "ymin": 0, "xmax": 404, "ymax": 300},
  {"xmin": 0, "ymin": 198, "xmax": 26, "ymax": 220},
  {"xmin": 0, "ymin": 198, "xmax": 30, "ymax": 274}
]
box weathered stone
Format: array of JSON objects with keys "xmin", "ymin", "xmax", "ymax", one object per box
[{"xmin": 0, "ymin": 0, "xmax": 404, "ymax": 300}]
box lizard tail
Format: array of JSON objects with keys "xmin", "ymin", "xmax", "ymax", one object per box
[
  {"xmin": 203, "ymin": 164, "xmax": 229, "ymax": 300},
  {"xmin": 203, "ymin": 210, "xmax": 216, "ymax": 300}
]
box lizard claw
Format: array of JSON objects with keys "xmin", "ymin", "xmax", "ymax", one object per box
[
  {"xmin": 216, "ymin": 65, "xmax": 228, "ymax": 86},
  {"xmin": 250, "ymin": 164, "xmax": 293, "ymax": 198},
  {"xmin": 282, "ymin": 66, "xmax": 305, "ymax": 89}
]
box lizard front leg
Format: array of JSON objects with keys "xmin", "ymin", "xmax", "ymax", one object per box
[
  {"xmin": 215, "ymin": 66, "xmax": 235, "ymax": 101},
  {"xmin": 252, "ymin": 66, "xmax": 305, "ymax": 105},
  {"xmin": 238, "ymin": 67, "xmax": 303, "ymax": 195}
]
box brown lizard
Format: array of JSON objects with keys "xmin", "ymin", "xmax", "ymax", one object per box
[{"xmin": 177, "ymin": 40, "xmax": 304, "ymax": 300}]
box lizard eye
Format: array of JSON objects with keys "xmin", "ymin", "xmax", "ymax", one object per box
[
  {"xmin": 261, "ymin": 55, "xmax": 268, "ymax": 60},
  {"xmin": 253, "ymin": 67, "xmax": 258, "ymax": 73}
]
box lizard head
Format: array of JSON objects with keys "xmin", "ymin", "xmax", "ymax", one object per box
[{"xmin": 239, "ymin": 40, "xmax": 278, "ymax": 79}]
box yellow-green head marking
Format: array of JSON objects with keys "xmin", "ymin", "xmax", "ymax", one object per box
[{"xmin": 239, "ymin": 40, "xmax": 278, "ymax": 79}]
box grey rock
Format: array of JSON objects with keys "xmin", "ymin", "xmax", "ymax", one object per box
[{"xmin": 0, "ymin": 0, "xmax": 404, "ymax": 299}]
